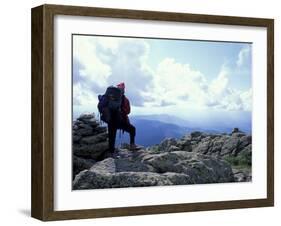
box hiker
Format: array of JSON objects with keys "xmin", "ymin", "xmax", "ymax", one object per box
[{"xmin": 98, "ymin": 82, "xmax": 138, "ymax": 155}]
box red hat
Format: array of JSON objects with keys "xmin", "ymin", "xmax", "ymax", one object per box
[{"xmin": 117, "ymin": 82, "xmax": 125, "ymax": 89}]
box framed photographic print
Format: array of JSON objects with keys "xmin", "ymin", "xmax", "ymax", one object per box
[{"xmin": 31, "ymin": 4, "xmax": 274, "ymax": 221}]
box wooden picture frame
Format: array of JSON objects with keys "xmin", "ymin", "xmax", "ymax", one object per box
[{"xmin": 31, "ymin": 4, "xmax": 274, "ymax": 221}]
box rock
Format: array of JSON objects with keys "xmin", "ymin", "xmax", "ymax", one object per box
[
  {"xmin": 78, "ymin": 113, "xmax": 95, "ymax": 121},
  {"xmin": 73, "ymin": 125, "xmax": 79, "ymax": 130},
  {"xmin": 73, "ymin": 120, "xmax": 84, "ymax": 126},
  {"xmin": 190, "ymin": 141, "xmax": 198, "ymax": 150},
  {"xmin": 81, "ymin": 132, "xmax": 107, "ymax": 145},
  {"xmin": 191, "ymin": 141, "xmax": 198, "ymax": 145},
  {"xmin": 73, "ymin": 171, "xmax": 193, "ymax": 189},
  {"xmin": 207, "ymin": 136, "xmax": 226, "ymax": 155},
  {"xmin": 236, "ymin": 135, "xmax": 251, "ymax": 153},
  {"xmin": 190, "ymin": 131, "xmax": 202, "ymax": 138},
  {"xmin": 232, "ymin": 132, "xmax": 245, "ymax": 137},
  {"xmin": 78, "ymin": 123, "xmax": 92, "ymax": 129},
  {"xmin": 83, "ymin": 118, "xmax": 100, "ymax": 127},
  {"xmin": 115, "ymin": 158, "xmax": 155, "ymax": 172},
  {"xmin": 73, "ymin": 141, "xmax": 108, "ymax": 159},
  {"xmin": 72, "ymin": 120, "xmax": 251, "ymax": 189},
  {"xmin": 233, "ymin": 172, "xmax": 248, "ymax": 182},
  {"xmin": 75, "ymin": 127, "xmax": 93, "ymax": 136},
  {"xmin": 90, "ymin": 158, "xmax": 116, "ymax": 174},
  {"xmin": 163, "ymin": 172, "xmax": 193, "ymax": 185},
  {"xmin": 231, "ymin": 128, "xmax": 240, "ymax": 134},
  {"xmin": 73, "ymin": 156, "xmax": 96, "ymax": 178},
  {"xmin": 176, "ymin": 138, "xmax": 192, "ymax": 152},
  {"xmin": 193, "ymin": 137, "xmax": 212, "ymax": 154},
  {"xmin": 167, "ymin": 145, "xmax": 181, "ymax": 152},
  {"xmin": 221, "ymin": 136, "xmax": 240, "ymax": 156},
  {"xmin": 73, "ymin": 134, "xmax": 82, "ymax": 143},
  {"xmin": 142, "ymin": 151, "xmax": 234, "ymax": 184},
  {"xmin": 232, "ymin": 168, "xmax": 252, "ymax": 182},
  {"xmin": 181, "ymin": 134, "xmax": 191, "ymax": 140},
  {"xmin": 93, "ymin": 126, "xmax": 107, "ymax": 134},
  {"xmin": 158, "ymin": 138, "xmax": 177, "ymax": 152}
]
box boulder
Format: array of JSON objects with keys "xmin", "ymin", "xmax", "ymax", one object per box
[
  {"xmin": 208, "ymin": 136, "xmax": 225, "ymax": 155},
  {"xmin": 75, "ymin": 127, "xmax": 93, "ymax": 136},
  {"xmin": 193, "ymin": 137, "xmax": 212, "ymax": 154},
  {"xmin": 78, "ymin": 123, "xmax": 93, "ymax": 129},
  {"xmin": 73, "ymin": 124, "xmax": 79, "ymax": 130},
  {"xmin": 72, "ymin": 119, "xmax": 251, "ymax": 190},
  {"xmin": 231, "ymin": 132, "xmax": 246, "ymax": 138},
  {"xmin": 231, "ymin": 127, "xmax": 240, "ymax": 134},
  {"xmin": 158, "ymin": 138, "xmax": 177, "ymax": 152},
  {"xmin": 73, "ymin": 156, "xmax": 96, "ymax": 178},
  {"xmin": 167, "ymin": 145, "xmax": 181, "ymax": 152},
  {"xmin": 77, "ymin": 113, "xmax": 95, "ymax": 121},
  {"xmin": 88, "ymin": 118, "xmax": 100, "ymax": 126},
  {"xmin": 176, "ymin": 138, "xmax": 192, "ymax": 152},
  {"xmin": 73, "ymin": 141, "xmax": 108, "ymax": 159},
  {"xmin": 190, "ymin": 131, "xmax": 202, "ymax": 138},
  {"xmin": 73, "ymin": 171, "xmax": 193, "ymax": 189},
  {"xmin": 81, "ymin": 132, "xmax": 107, "ymax": 145},
  {"xmin": 115, "ymin": 158, "xmax": 155, "ymax": 173},
  {"xmin": 142, "ymin": 151, "xmax": 234, "ymax": 184},
  {"xmin": 82, "ymin": 118, "xmax": 100, "ymax": 127},
  {"xmin": 236, "ymin": 135, "xmax": 251, "ymax": 154},
  {"xmin": 73, "ymin": 120, "xmax": 84, "ymax": 127},
  {"xmin": 221, "ymin": 136, "xmax": 240, "ymax": 156},
  {"xmin": 73, "ymin": 134, "xmax": 82, "ymax": 143},
  {"xmin": 90, "ymin": 158, "xmax": 116, "ymax": 174},
  {"xmin": 93, "ymin": 126, "xmax": 107, "ymax": 135},
  {"xmin": 232, "ymin": 168, "xmax": 252, "ymax": 182}
]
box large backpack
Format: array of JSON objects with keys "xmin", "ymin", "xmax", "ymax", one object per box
[
  {"xmin": 105, "ymin": 86, "xmax": 122, "ymax": 111},
  {"xmin": 97, "ymin": 86, "xmax": 122, "ymax": 123}
]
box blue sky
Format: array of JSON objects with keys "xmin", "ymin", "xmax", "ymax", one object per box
[
  {"xmin": 147, "ymin": 39, "xmax": 251, "ymax": 90},
  {"xmin": 72, "ymin": 35, "xmax": 252, "ymax": 123}
]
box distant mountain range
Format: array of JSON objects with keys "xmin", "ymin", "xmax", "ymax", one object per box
[
  {"xmin": 132, "ymin": 114, "xmax": 251, "ymax": 133},
  {"xmin": 116, "ymin": 114, "xmax": 251, "ymax": 147},
  {"xmin": 116, "ymin": 118, "xmax": 186, "ymax": 147}
]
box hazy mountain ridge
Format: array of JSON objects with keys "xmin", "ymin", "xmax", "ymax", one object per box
[
  {"xmin": 131, "ymin": 113, "xmax": 252, "ymax": 133},
  {"xmin": 119, "ymin": 114, "xmax": 251, "ymax": 147}
]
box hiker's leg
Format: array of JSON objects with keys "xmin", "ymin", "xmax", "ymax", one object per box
[
  {"xmin": 108, "ymin": 123, "xmax": 117, "ymax": 152},
  {"xmin": 129, "ymin": 124, "xmax": 136, "ymax": 144},
  {"xmin": 122, "ymin": 123, "xmax": 136, "ymax": 145}
]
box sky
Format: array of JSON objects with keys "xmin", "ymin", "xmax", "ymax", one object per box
[{"xmin": 72, "ymin": 34, "xmax": 252, "ymax": 123}]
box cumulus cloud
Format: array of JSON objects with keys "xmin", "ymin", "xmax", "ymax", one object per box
[
  {"xmin": 236, "ymin": 46, "xmax": 251, "ymax": 67},
  {"xmin": 209, "ymin": 65, "xmax": 229, "ymax": 97},
  {"xmin": 148, "ymin": 58, "xmax": 207, "ymax": 108},
  {"xmin": 73, "ymin": 36, "xmax": 153, "ymax": 107},
  {"xmin": 73, "ymin": 37, "xmax": 111, "ymax": 88},
  {"xmin": 240, "ymin": 88, "xmax": 252, "ymax": 111},
  {"xmin": 73, "ymin": 36, "xmax": 252, "ymax": 114},
  {"xmin": 103, "ymin": 40, "xmax": 153, "ymax": 106},
  {"xmin": 73, "ymin": 82, "xmax": 97, "ymax": 106},
  {"xmin": 205, "ymin": 65, "xmax": 252, "ymax": 111}
]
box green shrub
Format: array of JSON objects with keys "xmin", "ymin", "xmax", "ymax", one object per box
[
  {"xmin": 224, "ymin": 156, "xmax": 239, "ymax": 166},
  {"xmin": 236, "ymin": 150, "xmax": 251, "ymax": 166},
  {"xmin": 223, "ymin": 150, "xmax": 251, "ymax": 168}
]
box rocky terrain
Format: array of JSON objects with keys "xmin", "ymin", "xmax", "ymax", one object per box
[{"xmin": 73, "ymin": 113, "xmax": 252, "ymax": 190}]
